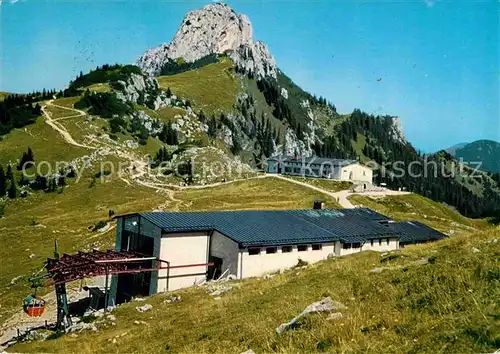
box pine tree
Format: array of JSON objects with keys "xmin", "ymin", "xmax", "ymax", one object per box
[
  {"xmin": 0, "ymin": 166, "xmax": 6, "ymax": 197},
  {"xmin": 208, "ymin": 116, "xmax": 217, "ymax": 138},
  {"xmin": 6, "ymin": 165, "xmax": 13, "ymax": 180},
  {"xmin": 7, "ymin": 176, "xmax": 16, "ymax": 199}
]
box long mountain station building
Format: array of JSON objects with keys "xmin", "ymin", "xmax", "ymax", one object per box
[{"xmin": 108, "ymin": 206, "xmax": 447, "ymax": 303}]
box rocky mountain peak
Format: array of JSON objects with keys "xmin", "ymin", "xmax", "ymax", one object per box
[{"xmin": 137, "ymin": 3, "xmax": 277, "ymax": 79}]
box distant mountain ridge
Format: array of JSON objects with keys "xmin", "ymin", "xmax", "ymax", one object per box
[
  {"xmin": 444, "ymin": 142, "xmax": 469, "ymax": 155},
  {"xmin": 451, "ymin": 139, "xmax": 500, "ymax": 173}
]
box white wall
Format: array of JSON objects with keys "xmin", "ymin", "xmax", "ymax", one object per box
[
  {"xmin": 362, "ymin": 238, "xmax": 399, "ymax": 252},
  {"xmin": 210, "ymin": 231, "xmax": 239, "ymax": 278},
  {"xmin": 339, "ymin": 164, "xmax": 373, "ymax": 183},
  {"xmin": 158, "ymin": 231, "xmax": 209, "ymax": 292},
  {"xmin": 338, "ymin": 238, "xmax": 399, "ymax": 256},
  {"xmin": 239, "ymin": 243, "xmax": 335, "ymax": 278}
]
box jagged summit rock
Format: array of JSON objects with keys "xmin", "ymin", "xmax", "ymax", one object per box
[{"xmin": 137, "ymin": 3, "xmax": 277, "ymax": 79}]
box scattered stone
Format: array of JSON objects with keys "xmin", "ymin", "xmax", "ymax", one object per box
[
  {"xmin": 68, "ymin": 322, "xmax": 98, "ymax": 333},
  {"xmin": 69, "ymin": 333, "xmax": 78, "ymax": 338},
  {"xmin": 164, "ymin": 296, "xmax": 182, "ymax": 304},
  {"xmin": 327, "ymin": 312, "xmax": 344, "ymax": 321},
  {"xmin": 133, "ymin": 320, "xmax": 147, "ymax": 325},
  {"xmin": 28, "ymin": 254, "xmax": 35, "ymax": 259},
  {"xmin": 413, "ymin": 258, "xmax": 429, "ymax": 266},
  {"xmin": 25, "ymin": 330, "xmax": 49, "ymax": 341},
  {"xmin": 240, "ymin": 350, "xmax": 256, "ymax": 354},
  {"xmin": 106, "ymin": 314, "xmax": 116, "ymax": 322},
  {"xmin": 276, "ymin": 297, "xmax": 346, "ymax": 334},
  {"xmin": 134, "ymin": 297, "xmax": 146, "ymax": 302},
  {"xmin": 472, "ymin": 247, "xmax": 480, "ymax": 253},
  {"xmin": 263, "ymin": 274, "xmax": 275, "ymax": 280},
  {"xmin": 136, "ymin": 304, "xmax": 153, "ymax": 312},
  {"xmin": 10, "ymin": 275, "xmax": 23, "ymax": 285},
  {"xmin": 213, "ymin": 297, "xmax": 222, "ymax": 301},
  {"xmin": 208, "ymin": 284, "xmax": 233, "ymax": 297},
  {"xmin": 370, "ymin": 267, "xmax": 384, "ymax": 273}
]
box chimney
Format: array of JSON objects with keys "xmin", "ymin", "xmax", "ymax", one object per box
[{"xmin": 313, "ymin": 200, "xmax": 325, "ymax": 210}]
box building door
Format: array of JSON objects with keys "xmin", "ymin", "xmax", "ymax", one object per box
[
  {"xmin": 277, "ymin": 164, "xmax": 282, "ymax": 174},
  {"xmin": 116, "ymin": 232, "xmax": 154, "ymax": 303},
  {"xmin": 207, "ymin": 256, "xmax": 223, "ymax": 280}
]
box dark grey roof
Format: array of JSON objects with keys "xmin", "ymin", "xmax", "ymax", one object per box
[
  {"xmin": 268, "ymin": 155, "xmax": 357, "ymax": 167},
  {"xmin": 383, "ymin": 221, "xmax": 448, "ymax": 244},
  {"xmin": 135, "ymin": 208, "xmax": 400, "ymax": 247}
]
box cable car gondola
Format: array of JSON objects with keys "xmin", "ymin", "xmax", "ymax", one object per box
[{"xmin": 23, "ymin": 295, "xmax": 46, "ymax": 317}]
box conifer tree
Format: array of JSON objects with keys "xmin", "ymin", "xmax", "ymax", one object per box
[
  {"xmin": 7, "ymin": 176, "xmax": 16, "ymax": 199},
  {"xmin": 0, "ymin": 166, "xmax": 6, "ymax": 197},
  {"xmin": 6, "ymin": 165, "xmax": 13, "ymax": 180}
]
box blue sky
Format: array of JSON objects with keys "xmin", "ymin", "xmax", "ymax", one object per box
[{"xmin": 1, "ymin": 0, "xmax": 498, "ymax": 152}]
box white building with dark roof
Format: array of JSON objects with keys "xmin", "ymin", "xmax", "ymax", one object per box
[
  {"xmin": 108, "ymin": 207, "xmax": 446, "ymax": 304},
  {"xmin": 267, "ymin": 156, "xmax": 373, "ymax": 184}
]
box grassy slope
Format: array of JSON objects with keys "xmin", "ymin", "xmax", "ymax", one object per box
[
  {"xmin": 157, "ymin": 57, "xmax": 240, "ymax": 115},
  {"xmin": 0, "ymin": 117, "xmax": 88, "ymax": 166},
  {"xmin": 11, "ymin": 228, "xmax": 499, "ymax": 353},
  {"xmin": 176, "ymin": 178, "xmax": 342, "ymax": 211},
  {"xmin": 285, "ymin": 176, "xmax": 353, "ymax": 194}
]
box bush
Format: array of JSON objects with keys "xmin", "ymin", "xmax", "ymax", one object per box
[{"xmin": 92, "ymin": 220, "xmax": 108, "ymax": 232}]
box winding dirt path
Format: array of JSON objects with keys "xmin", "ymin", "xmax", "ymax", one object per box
[
  {"xmin": 41, "ymin": 100, "xmax": 95, "ymax": 150},
  {"xmin": 271, "ymin": 175, "xmax": 411, "ymax": 208}
]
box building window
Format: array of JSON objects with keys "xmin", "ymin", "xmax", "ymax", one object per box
[
  {"xmin": 297, "ymin": 245, "xmax": 308, "ymax": 252},
  {"xmin": 312, "ymin": 244, "xmax": 322, "ymax": 251},
  {"xmin": 248, "ymin": 248, "xmax": 260, "ymax": 255},
  {"xmin": 266, "ymin": 247, "xmax": 277, "ymax": 254},
  {"xmin": 342, "ymin": 243, "xmax": 352, "ymax": 250},
  {"xmin": 282, "ymin": 246, "xmax": 292, "ymax": 253},
  {"xmin": 352, "ymin": 243, "xmax": 361, "ymax": 249}
]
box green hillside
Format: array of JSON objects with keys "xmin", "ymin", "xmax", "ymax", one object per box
[
  {"xmin": 10, "ymin": 228, "xmax": 500, "ymax": 354},
  {"xmin": 157, "ymin": 57, "xmax": 240, "ymax": 114}
]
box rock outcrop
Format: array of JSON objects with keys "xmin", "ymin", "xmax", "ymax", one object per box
[
  {"xmin": 114, "ymin": 73, "xmax": 172, "ymax": 110},
  {"xmin": 390, "ymin": 117, "xmax": 407, "ymax": 144},
  {"xmin": 137, "ymin": 3, "xmax": 277, "ymax": 79}
]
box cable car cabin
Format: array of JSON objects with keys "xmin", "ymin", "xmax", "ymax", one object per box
[{"xmin": 24, "ymin": 295, "xmax": 46, "ymax": 317}]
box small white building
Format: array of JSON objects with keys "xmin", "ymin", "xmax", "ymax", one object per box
[
  {"xmin": 267, "ymin": 156, "xmax": 373, "ymax": 184},
  {"xmin": 109, "ymin": 207, "xmax": 446, "ymax": 303}
]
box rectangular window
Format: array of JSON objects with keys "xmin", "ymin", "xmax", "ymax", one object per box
[
  {"xmin": 352, "ymin": 243, "xmax": 361, "ymax": 249},
  {"xmin": 342, "ymin": 243, "xmax": 352, "ymax": 250},
  {"xmin": 266, "ymin": 247, "xmax": 277, "ymax": 254},
  {"xmin": 281, "ymin": 246, "xmax": 292, "ymax": 253},
  {"xmin": 248, "ymin": 248, "xmax": 260, "ymax": 255},
  {"xmin": 312, "ymin": 244, "xmax": 322, "ymax": 251},
  {"xmin": 297, "ymin": 245, "xmax": 308, "ymax": 252}
]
